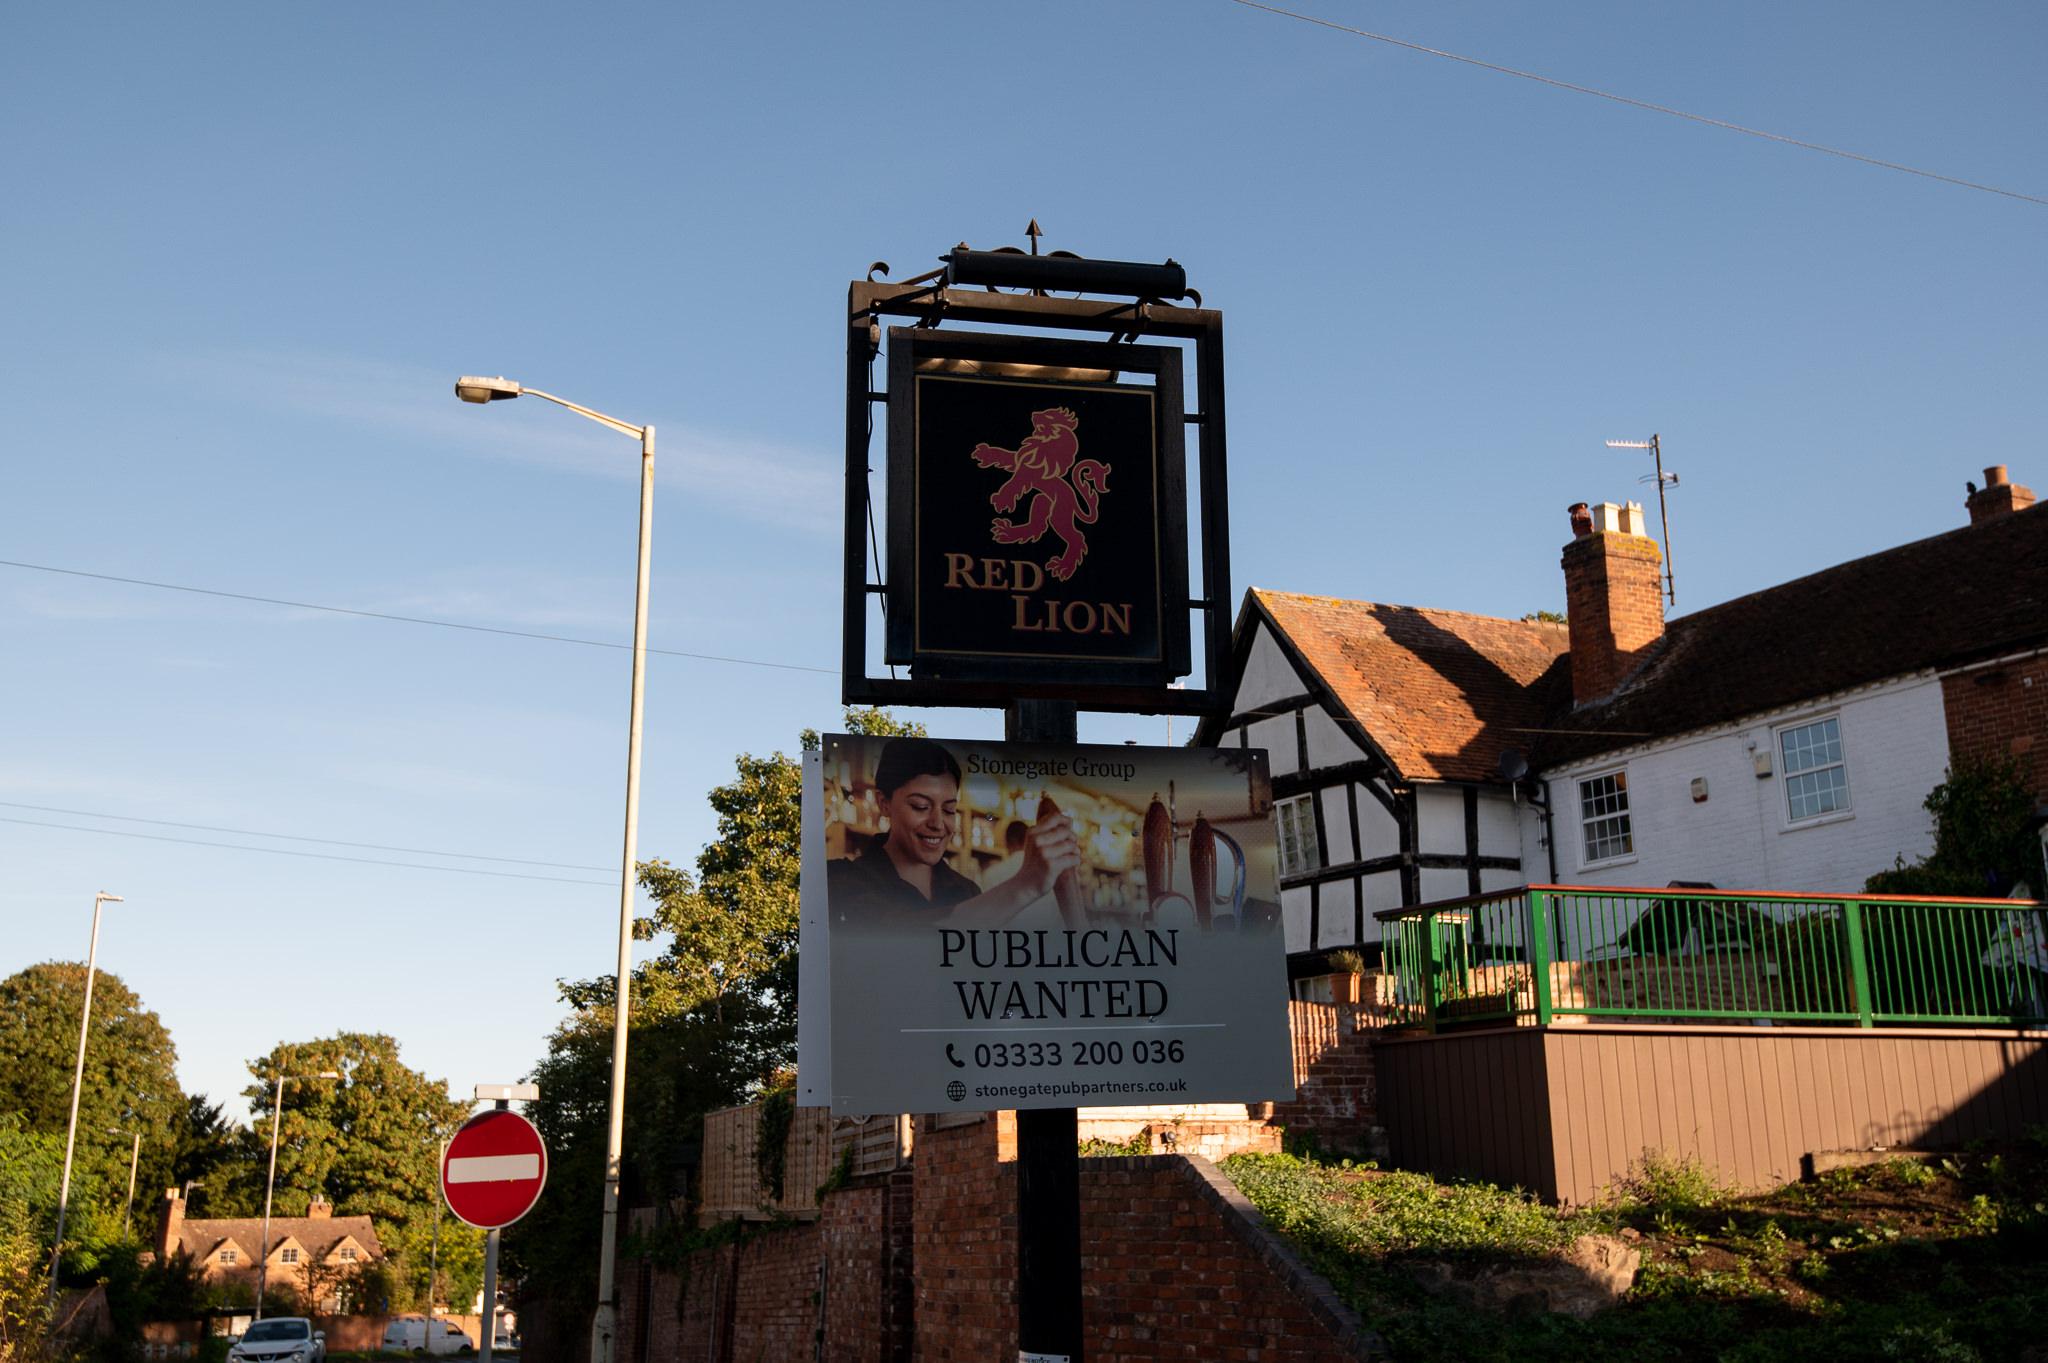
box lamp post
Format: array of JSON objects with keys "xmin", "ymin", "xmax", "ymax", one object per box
[
  {"xmin": 48, "ymin": 891, "xmax": 123, "ymax": 1307},
  {"xmin": 454, "ymin": 376, "xmax": 654, "ymax": 1363},
  {"xmin": 256, "ymin": 1065, "xmax": 340, "ymax": 1318},
  {"xmin": 109, "ymin": 1127, "xmax": 142, "ymax": 1239}
]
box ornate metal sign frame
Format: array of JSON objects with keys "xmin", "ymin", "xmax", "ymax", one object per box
[{"xmin": 843, "ymin": 279, "xmax": 1232, "ymax": 717}]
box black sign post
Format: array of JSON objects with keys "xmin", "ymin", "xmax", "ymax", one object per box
[
  {"xmin": 1008, "ymin": 697, "xmax": 1083, "ymax": 1363},
  {"xmin": 841, "ymin": 239, "xmax": 1234, "ymax": 1363}
]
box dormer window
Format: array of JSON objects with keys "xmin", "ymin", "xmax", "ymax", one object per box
[
  {"xmin": 280, "ymin": 1247, "xmax": 300, "ymax": 1264},
  {"xmin": 219, "ymin": 1249, "xmax": 237, "ymax": 1264},
  {"xmin": 339, "ymin": 1246, "xmax": 358, "ymax": 1262}
]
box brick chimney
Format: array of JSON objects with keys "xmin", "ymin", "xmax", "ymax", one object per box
[
  {"xmin": 308, "ymin": 1194, "xmax": 332, "ymax": 1220},
  {"xmin": 1561, "ymin": 500, "xmax": 1665, "ymax": 704},
  {"xmin": 1967, "ymin": 464, "xmax": 2035, "ymax": 524},
  {"xmin": 156, "ymin": 1188, "xmax": 185, "ymax": 1260}
]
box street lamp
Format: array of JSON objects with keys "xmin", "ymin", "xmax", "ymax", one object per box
[
  {"xmin": 256, "ymin": 1066, "xmax": 340, "ymax": 1318},
  {"xmin": 49, "ymin": 891, "xmax": 123, "ymax": 1307},
  {"xmin": 108, "ymin": 1126, "xmax": 142, "ymax": 1239},
  {"xmin": 453, "ymin": 376, "xmax": 654, "ymax": 1363}
]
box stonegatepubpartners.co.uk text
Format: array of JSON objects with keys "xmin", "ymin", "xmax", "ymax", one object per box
[{"xmin": 974, "ymin": 1078, "xmax": 1189, "ymax": 1101}]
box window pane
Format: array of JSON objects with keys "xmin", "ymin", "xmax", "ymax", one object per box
[
  {"xmin": 1781, "ymin": 718, "xmax": 1842, "ymax": 775},
  {"xmin": 1787, "ymin": 764, "xmax": 1848, "ymax": 820},
  {"xmin": 1579, "ymin": 772, "xmax": 1632, "ymax": 862}
]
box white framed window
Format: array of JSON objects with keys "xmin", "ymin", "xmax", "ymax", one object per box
[
  {"xmin": 219, "ymin": 1249, "xmax": 237, "ymax": 1265},
  {"xmin": 1275, "ymin": 794, "xmax": 1322, "ymax": 878},
  {"xmin": 1778, "ymin": 715, "xmax": 1849, "ymax": 822},
  {"xmin": 280, "ymin": 1247, "xmax": 299, "ymax": 1264},
  {"xmin": 339, "ymin": 1246, "xmax": 357, "ymax": 1262},
  {"xmin": 1578, "ymin": 770, "xmax": 1633, "ymax": 864}
]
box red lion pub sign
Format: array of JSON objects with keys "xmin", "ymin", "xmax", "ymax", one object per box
[
  {"xmin": 843, "ymin": 253, "xmax": 1231, "ymax": 714},
  {"xmin": 886, "ymin": 329, "xmax": 1189, "ymax": 688}
]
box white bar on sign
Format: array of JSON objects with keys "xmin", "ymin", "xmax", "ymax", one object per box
[{"xmin": 447, "ymin": 1154, "xmax": 540, "ymax": 1184}]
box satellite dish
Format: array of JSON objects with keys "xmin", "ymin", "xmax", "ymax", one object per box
[{"xmin": 1497, "ymin": 747, "xmax": 1529, "ymax": 783}]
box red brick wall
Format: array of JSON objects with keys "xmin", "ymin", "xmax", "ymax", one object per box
[
  {"xmin": 1081, "ymin": 1156, "xmax": 1374, "ymax": 1361},
  {"xmin": 1942, "ymin": 653, "xmax": 2048, "ymax": 802},
  {"xmin": 617, "ymin": 1120, "xmax": 1378, "ymax": 1360},
  {"xmin": 616, "ymin": 1173, "xmax": 914, "ymax": 1363},
  {"xmin": 1561, "ymin": 531, "xmax": 1664, "ymax": 703},
  {"xmin": 1261, "ymin": 1000, "xmax": 1380, "ymax": 1156},
  {"xmin": 910, "ymin": 1113, "xmax": 1016, "ymax": 1361}
]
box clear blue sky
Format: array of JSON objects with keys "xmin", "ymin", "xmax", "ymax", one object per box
[{"xmin": 5, "ymin": 2, "xmax": 2042, "ymax": 1119}]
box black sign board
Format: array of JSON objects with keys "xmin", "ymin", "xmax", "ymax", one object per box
[
  {"xmin": 842, "ymin": 277, "xmax": 1232, "ymax": 716},
  {"xmin": 884, "ymin": 329, "xmax": 1188, "ymax": 687}
]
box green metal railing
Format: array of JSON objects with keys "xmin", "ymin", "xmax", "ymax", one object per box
[{"xmin": 1375, "ymin": 884, "xmax": 2048, "ymax": 1032}]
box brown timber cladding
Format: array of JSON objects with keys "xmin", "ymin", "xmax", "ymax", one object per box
[{"xmin": 1378, "ymin": 1023, "xmax": 2048, "ymax": 1204}]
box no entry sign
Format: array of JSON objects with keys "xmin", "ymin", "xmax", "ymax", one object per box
[{"xmin": 441, "ymin": 1109, "xmax": 548, "ymax": 1230}]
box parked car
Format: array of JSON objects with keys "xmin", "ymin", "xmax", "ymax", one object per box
[
  {"xmin": 380, "ymin": 1317, "xmax": 476, "ymax": 1356},
  {"xmin": 228, "ymin": 1318, "xmax": 325, "ymax": 1363}
]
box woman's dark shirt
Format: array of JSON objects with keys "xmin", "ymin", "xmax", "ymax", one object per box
[{"xmin": 829, "ymin": 833, "xmax": 979, "ymax": 926}]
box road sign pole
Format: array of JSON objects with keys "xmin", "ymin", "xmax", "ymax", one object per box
[
  {"xmin": 478, "ymin": 1093, "xmax": 506, "ymax": 1363},
  {"xmin": 480, "ymin": 1225, "xmax": 500, "ymax": 1363},
  {"xmin": 1008, "ymin": 698, "xmax": 1083, "ymax": 1363}
]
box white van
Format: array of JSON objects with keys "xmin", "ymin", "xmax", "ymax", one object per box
[{"xmin": 379, "ymin": 1317, "xmax": 475, "ymax": 1356}]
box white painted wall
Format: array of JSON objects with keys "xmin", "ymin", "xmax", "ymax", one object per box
[
  {"xmin": 1534, "ymin": 673, "xmax": 1949, "ymax": 894},
  {"xmin": 1236, "ymin": 624, "xmax": 1304, "ymax": 712},
  {"xmin": 1415, "ymin": 786, "xmax": 1465, "ymax": 856}
]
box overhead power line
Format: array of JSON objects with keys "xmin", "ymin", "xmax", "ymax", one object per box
[
  {"xmin": 0, "ymin": 559, "xmax": 837, "ymax": 676},
  {"xmin": 0, "ymin": 815, "xmax": 615, "ymax": 887},
  {"xmin": 0, "ymin": 800, "xmax": 612, "ymax": 872},
  {"xmin": 1227, "ymin": 0, "xmax": 2048, "ymax": 208}
]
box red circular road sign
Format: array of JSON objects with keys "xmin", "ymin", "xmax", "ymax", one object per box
[{"xmin": 441, "ymin": 1109, "xmax": 548, "ymax": 1230}]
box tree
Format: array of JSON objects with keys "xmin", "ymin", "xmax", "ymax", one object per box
[
  {"xmin": 1866, "ymin": 757, "xmax": 2040, "ymax": 897},
  {"xmin": 222, "ymin": 1034, "xmax": 466, "ymax": 1297},
  {"xmin": 505, "ymin": 709, "xmax": 921, "ymax": 1316},
  {"xmin": 0, "ymin": 962, "xmax": 185, "ymax": 1236}
]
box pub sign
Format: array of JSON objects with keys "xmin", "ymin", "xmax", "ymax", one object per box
[{"xmin": 884, "ymin": 329, "xmax": 1191, "ymax": 688}]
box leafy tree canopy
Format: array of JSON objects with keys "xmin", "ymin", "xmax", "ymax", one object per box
[
  {"xmin": 1867, "ymin": 757, "xmax": 2041, "ymax": 897},
  {"xmin": 0, "ymin": 961, "xmax": 184, "ymax": 1229},
  {"xmin": 220, "ymin": 1034, "xmax": 466, "ymax": 1254}
]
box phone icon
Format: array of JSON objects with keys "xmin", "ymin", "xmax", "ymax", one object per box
[{"xmin": 945, "ymin": 1043, "xmax": 966, "ymax": 1069}]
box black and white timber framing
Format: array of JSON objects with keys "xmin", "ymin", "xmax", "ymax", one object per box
[{"xmin": 1194, "ymin": 594, "xmax": 1531, "ymax": 980}]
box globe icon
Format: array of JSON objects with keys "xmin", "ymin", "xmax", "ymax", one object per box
[{"xmin": 945, "ymin": 1080, "xmax": 967, "ymax": 1103}]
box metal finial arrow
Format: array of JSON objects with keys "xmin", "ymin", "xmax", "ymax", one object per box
[{"xmin": 1026, "ymin": 219, "xmax": 1043, "ymax": 255}]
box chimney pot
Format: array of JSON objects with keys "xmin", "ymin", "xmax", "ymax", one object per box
[
  {"xmin": 1967, "ymin": 464, "xmax": 2034, "ymax": 524},
  {"xmin": 1568, "ymin": 502, "xmax": 1592, "ymax": 537},
  {"xmin": 308, "ymin": 1195, "xmax": 332, "ymax": 1220}
]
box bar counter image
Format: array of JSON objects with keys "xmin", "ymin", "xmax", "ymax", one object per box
[{"xmin": 822, "ymin": 733, "xmax": 1279, "ymax": 937}]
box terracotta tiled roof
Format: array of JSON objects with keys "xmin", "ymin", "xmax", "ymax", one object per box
[
  {"xmin": 1540, "ymin": 501, "xmax": 2048, "ymax": 765},
  {"xmin": 1249, "ymin": 590, "xmax": 1572, "ymax": 783},
  {"xmin": 173, "ymin": 1215, "xmax": 383, "ymax": 1263}
]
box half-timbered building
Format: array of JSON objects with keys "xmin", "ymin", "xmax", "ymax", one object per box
[
  {"xmin": 1203, "ymin": 465, "xmax": 2048, "ymax": 992},
  {"xmin": 1193, "ymin": 589, "xmax": 1570, "ymax": 984}
]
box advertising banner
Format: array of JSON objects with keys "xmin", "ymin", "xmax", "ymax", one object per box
[{"xmin": 809, "ymin": 732, "xmax": 1292, "ymax": 1114}]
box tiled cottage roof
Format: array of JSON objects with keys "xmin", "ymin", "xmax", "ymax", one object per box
[
  {"xmin": 1540, "ymin": 500, "xmax": 2048, "ymax": 765},
  {"xmin": 1247, "ymin": 590, "xmax": 1572, "ymax": 783},
  {"xmin": 172, "ymin": 1215, "xmax": 382, "ymax": 1263},
  {"xmin": 1219, "ymin": 502, "xmax": 2046, "ymax": 778}
]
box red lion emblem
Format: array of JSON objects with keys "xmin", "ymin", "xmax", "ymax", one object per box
[{"xmin": 969, "ymin": 407, "xmax": 1111, "ymax": 581}]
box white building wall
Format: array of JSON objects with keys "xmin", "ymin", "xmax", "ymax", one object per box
[
  {"xmin": 1537, "ymin": 673, "xmax": 1949, "ymax": 894},
  {"xmin": 1414, "ymin": 786, "xmax": 1465, "ymax": 855},
  {"xmin": 1318, "ymin": 786, "xmax": 1356, "ymax": 863},
  {"xmin": 1246, "ymin": 715, "xmax": 1295, "ymax": 775},
  {"xmin": 1236, "ymin": 625, "xmax": 1305, "ymax": 712}
]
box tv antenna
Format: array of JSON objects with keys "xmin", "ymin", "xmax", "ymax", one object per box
[{"xmin": 1604, "ymin": 433, "xmax": 1679, "ymax": 606}]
